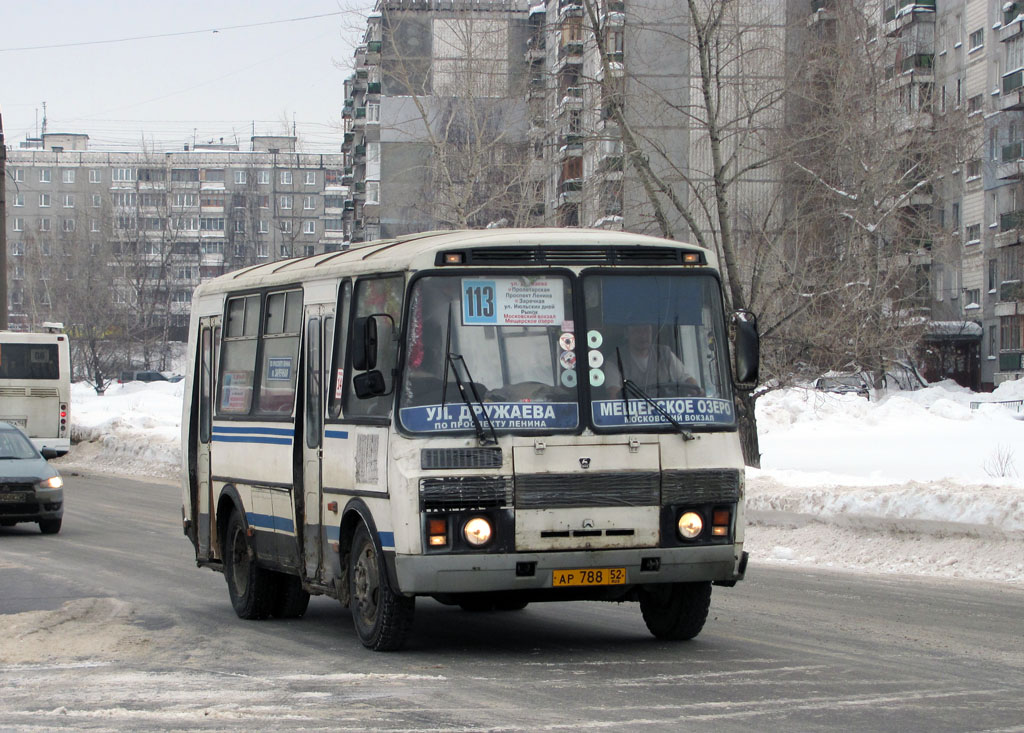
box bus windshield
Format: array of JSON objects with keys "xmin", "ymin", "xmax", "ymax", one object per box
[
  {"xmin": 398, "ymin": 274, "xmax": 579, "ymax": 434},
  {"xmin": 582, "ymin": 273, "xmax": 734, "ymax": 430}
]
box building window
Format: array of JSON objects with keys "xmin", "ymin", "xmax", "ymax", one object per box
[
  {"xmin": 280, "ymin": 244, "xmax": 292, "ymax": 257},
  {"xmin": 174, "ymin": 193, "xmax": 198, "ymax": 207},
  {"xmin": 40, "ymin": 218, "xmax": 51, "ymax": 232},
  {"xmin": 258, "ymin": 170, "xmax": 270, "ymax": 185},
  {"xmin": 174, "ymin": 217, "xmax": 199, "ymax": 232},
  {"xmin": 366, "ymin": 181, "xmax": 380, "ymax": 205},
  {"xmin": 203, "ymin": 169, "xmax": 225, "ymax": 183},
  {"xmin": 62, "ymin": 218, "xmax": 76, "ymax": 233},
  {"xmin": 1001, "ymin": 315, "xmax": 1024, "ymax": 352},
  {"xmin": 39, "ymin": 193, "xmax": 51, "ymax": 207},
  {"xmin": 989, "ymin": 325, "xmax": 998, "ymax": 358},
  {"xmin": 952, "ymin": 202, "xmax": 961, "ymax": 231},
  {"xmin": 91, "ymin": 219, "xmax": 101, "ymax": 233},
  {"xmin": 325, "ymin": 169, "xmax": 342, "ymax": 185},
  {"xmin": 13, "ymin": 193, "xmax": 24, "ymax": 207},
  {"xmin": 112, "ymin": 168, "xmax": 136, "ymax": 182},
  {"xmin": 303, "ymin": 220, "xmax": 316, "ymax": 234},
  {"xmin": 280, "ymin": 170, "xmax": 293, "ymax": 185},
  {"xmin": 367, "ymin": 103, "xmax": 380, "ymax": 123},
  {"xmin": 259, "ymin": 220, "xmax": 270, "ymax": 233},
  {"xmin": 969, "ymin": 28, "xmax": 984, "ymax": 52},
  {"xmin": 234, "ymin": 220, "xmax": 245, "ymax": 233},
  {"xmin": 13, "ymin": 218, "xmax": 24, "ymax": 231},
  {"xmin": 63, "ymin": 194, "xmax": 75, "ymax": 208},
  {"xmin": 303, "ymin": 195, "xmax": 316, "ymax": 210},
  {"xmin": 235, "ymin": 170, "xmax": 247, "ymax": 185},
  {"xmin": 325, "ymin": 218, "xmax": 344, "ymax": 231},
  {"xmin": 964, "ymin": 289, "xmax": 981, "ymax": 308},
  {"xmin": 39, "ymin": 169, "xmax": 51, "ymax": 183},
  {"xmin": 966, "ymin": 224, "xmax": 981, "ymax": 243},
  {"xmin": 304, "ymin": 171, "xmax": 316, "ymax": 185},
  {"xmin": 280, "ymin": 220, "xmax": 293, "ymax": 234},
  {"xmin": 967, "ymin": 94, "xmax": 983, "ymax": 115},
  {"xmin": 14, "ymin": 169, "xmax": 24, "ymax": 183},
  {"xmin": 304, "ymin": 245, "xmax": 315, "ymax": 256},
  {"xmin": 324, "ymin": 195, "xmax": 343, "ymax": 209},
  {"xmin": 62, "ymin": 169, "xmax": 75, "ymax": 184},
  {"xmin": 114, "ymin": 192, "xmax": 137, "ymax": 207},
  {"xmin": 279, "ymin": 195, "xmax": 293, "ymax": 211},
  {"xmin": 10, "ymin": 242, "xmax": 24, "ymax": 256},
  {"xmin": 91, "ymin": 194, "xmax": 102, "ymax": 207},
  {"xmin": 989, "ymin": 258, "xmax": 998, "ymax": 291},
  {"xmin": 200, "ymin": 217, "xmax": 225, "ymax": 231},
  {"xmin": 966, "ymin": 159, "xmax": 981, "ymax": 181},
  {"xmin": 172, "ymin": 168, "xmax": 199, "ymax": 182},
  {"xmin": 257, "ymin": 241, "xmax": 269, "ymax": 258},
  {"xmin": 89, "ymin": 169, "xmax": 101, "ymax": 183}
]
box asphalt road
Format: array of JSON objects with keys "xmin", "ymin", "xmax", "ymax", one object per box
[{"xmin": 1, "ymin": 469, "xmax": 1022, "ymax": 732}]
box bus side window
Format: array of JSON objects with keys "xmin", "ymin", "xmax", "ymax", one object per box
[
  {"xmin": 345, "ymin": 275, "xmax": 403, "ymax": 418},
  {"xmin": 219, "ymin": 294, "xmax": 260, "ymax": 415},
  {"xmin": 327, "ymin": 281, "xmax": 352, "ymax": 420}
]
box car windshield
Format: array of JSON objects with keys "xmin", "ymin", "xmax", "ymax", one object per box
[
  {"xmin": 398, "ymin": 274, "xmax": 579, "ymax": 434},
  {"xmin": 582, "ymin": 273, "xmax": 734, "ymax": 429},
  {"xmin": 0, "ymin": 429, "xmax": 41, "ymax": 460}
]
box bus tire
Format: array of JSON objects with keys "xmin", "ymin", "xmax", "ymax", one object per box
[
  {"xmin": 639, "ymin": 581, "xmax": 711, "ymax": 640},
  {"xmin": 270, "ymin": 572, "xmax": 310, "ymax": 619},
  {"xmin": 38, "ymin": 518, "xmax": 62, "ymax": 535},
  {"xmin": 349, "ymin": 523, "xmax": 414, "ymax": 651},
  {"xmin": 223, "ymin": 510, "xmax": 274, "ymax": 620}
]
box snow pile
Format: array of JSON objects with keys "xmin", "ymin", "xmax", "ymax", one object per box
[{"xmin": 58, "ymin": 378, "xmax": 1024, "ymax": 584}]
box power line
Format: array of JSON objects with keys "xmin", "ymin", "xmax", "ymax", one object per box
[{"xmin": 0, "ymin": 11, "xmax": 344, "ymax": 52}]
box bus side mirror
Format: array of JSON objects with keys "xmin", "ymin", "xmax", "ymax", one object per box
[
  {"xmin": 352, "ymin": 316, "xmax": 378, "ymax": 371},
  {"xmin": 732, "ymin": 310, "xmax": 760, "ymax": 388},
  {"xmin": 353, "ymin": 370, "xmax": 387, "ymax": 398}
]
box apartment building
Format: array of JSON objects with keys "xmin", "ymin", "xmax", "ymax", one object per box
[{"xmin": 5, "ymin": 133, "xmax": 347, "ymax": 336}]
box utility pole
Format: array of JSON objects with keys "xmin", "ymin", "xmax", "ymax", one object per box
[{"xmin": 0, "ymin": 108, "xmax": 8, "ymax": 330}]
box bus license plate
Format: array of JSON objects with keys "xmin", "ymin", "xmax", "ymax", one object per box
[
  {"xmin": 552, "ymin": 568, "xmax": 626, "ymax": 587},
  {"xmin": 0, "ymin": 493, "xmax": 27, "ymax": 503}
]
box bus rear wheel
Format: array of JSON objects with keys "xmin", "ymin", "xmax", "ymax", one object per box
[
  {"xmin": 639, "ymin": 581, "xmax": 712, "ymax": 640},
  {"xmin": 223, "ymin": 510, "xmax": 274, "ymax": 620},
  {"xmin": 349, "ymin": 523, "xmax": 414, "ymax": 651},
  {"xmin": 270, "ymin": 572, "xmax": 310, "ymax": 619}
]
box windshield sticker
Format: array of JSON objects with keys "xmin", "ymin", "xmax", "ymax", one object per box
[
  {"xmin": 558, "ymin": 350, "xmax": 576, "ymax": 370},
  {"xmin": 558, "ymin": 332, "xmax": 575, "ymax": 351},
  {"xmin": 461, "ymin": 278, "xmax": 565, "ymax": 327},
  {"xmin": 588, "ymin": 350, "xmax": 604, "ymax": 368},
  {"xmin": 560, "ymin": 370, "xmax": 577, "ymax": 388},
  {"xmin": 592, "ymin": 397, "xmax": 734, "ymax": 427},
  {"xmin": 401, "ymin": 402, "xmax": 579, "ymax": 432},
  {"xmin": 587, "ymin": 330, "xmax": 603, "ymax": 348},
  {"xmin": 590, "ymin": 369, "xmax": 605, "ymax": 387}
]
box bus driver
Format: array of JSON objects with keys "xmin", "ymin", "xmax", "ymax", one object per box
[{"xmin": 604, "ymin": 323, "xmax": 699, "ymax": 397}]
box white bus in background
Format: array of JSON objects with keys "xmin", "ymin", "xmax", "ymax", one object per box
[
  {"xmin": 0, "ymin": 325, "xmax": 72, "ymax": 457},
  {"xmin": 180, "ymin": 229, "xmax": 760, "ymax": 650}
]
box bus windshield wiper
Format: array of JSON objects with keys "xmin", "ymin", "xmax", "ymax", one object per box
[
  {"xmin": 615, "ymin": 348, "xmax": 694, "ymax": 441},
  {"xmin": 447, "ymin": 352, "xmax": 498, "ymax": 446}
]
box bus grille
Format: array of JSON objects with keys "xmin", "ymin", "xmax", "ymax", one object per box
[
  {"xmin": 29, "ymin": 388, "xmax": 59, "ymax": 397},
  {"xmin": 420, "ymin": 476, "xmax": 514, "ymax": 512},
  {"xmin": 420, "ymin": 447, "xmax": 503, "ymax": 470},
  {"xmin": 0, "ymin": 387, "xmax": 28, "ymax": 397},
  {"xmin": 661, "ymin": 469, "xmax": 741, "ymax": 504},
  {"xmin": 515, "ymin": 472, "xmax": 660, "ymax": 508}
]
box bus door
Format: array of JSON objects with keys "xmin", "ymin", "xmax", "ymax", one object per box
[
  {"xmin": 300, "ymin": 306, "xmax": 333, "ymax": 581},
  {"xmin": 196, "ymin": 315, "xmax": 221, "ymax": 560}
]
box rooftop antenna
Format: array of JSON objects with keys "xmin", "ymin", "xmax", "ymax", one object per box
[
  {"xmin": 41, "ymin": 101, "xmax": 47, "ymax": 136},
  {"xmin": 292, "ymin": 113, "xmax": 296, "ymax": 137}
]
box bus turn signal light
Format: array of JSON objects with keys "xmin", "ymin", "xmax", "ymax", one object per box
[{"xmin": 427, "ymin": 517, "xmax": 448, "ymax": 546}]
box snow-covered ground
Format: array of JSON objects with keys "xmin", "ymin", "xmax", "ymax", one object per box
[{"xmin": 58, "ymin": 378, "xmax": 1024, "ymax": 585}]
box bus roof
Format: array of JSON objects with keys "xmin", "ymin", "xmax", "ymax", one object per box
[{"xmin": 195, "ymin": 228, "xmax": 717, "ymax": 298}]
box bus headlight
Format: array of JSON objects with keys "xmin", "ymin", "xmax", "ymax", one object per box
[
  {"xmin": 463, "ymin": 517, "xmax": 493, "ymax": 547},
  {"xmin": 677, "ymin": 511, "xmax": 703, "ymax": 540}
]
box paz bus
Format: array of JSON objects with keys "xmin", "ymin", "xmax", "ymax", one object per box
[
  {"xmin": 0, "ymin": 327, "xmax": 71, "ymax": 457},
  {"xmin": 180, "ymin": 228, "xmax": 759, "ymax": 650}
]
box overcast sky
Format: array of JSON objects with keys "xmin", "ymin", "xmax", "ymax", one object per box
[{"xmin": 1, "ymin": 1, "xmax": 371, "ymax": 152}]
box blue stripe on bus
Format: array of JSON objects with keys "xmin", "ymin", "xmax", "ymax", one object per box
[
  {"xmin": 326, "ymin": 525, "xmax": 341, "ymax": 541},
  {"xmin": 213, "ymin": 435, "xmax": 292, "ymax": 445},
  {"xmin": 379, "ymin": 531, "xmax": 395, "ymax": 550},
  {"xmin": 213, "ymin": 425, "xmax": 294, "ymax": 436},
  {"xmin": 324, "ymin": 429, "xmax": 349, "ymax": 440},
  {"xmin": 246, "ymin": 512, "xmax": 295, "ymax": 533}
]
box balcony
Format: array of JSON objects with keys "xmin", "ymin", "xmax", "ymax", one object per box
[
  {"xmin": 354, "ymin": 144, "xmax": 366, "ymax": 160},
  {"xmin": 1001, "ymin": 3, "xmax": 1024, "ymax": 42},
  {"xmin": 998, "ymin": 141, "xmax": 1024, "ymax": 179},
  {"xmin": 558, "ymin": 134, "xmax": 584, "ymax": 159},
  {"xmin": 883, "ymin": 0, "xmax": 935, "ymax": 37},
  {"xmin": 557, "ymin": 178, "xmax": 582, "ymax": 206},
  {"xmin": 999, "ymin": 280, "xmax": 1024, "ymax": 302},
  {"xmin": 1002, "ymin": 70, "xmax": 1024, "ymax": 110},
  {"xmin": 367, "ymin": 81, "xmax": 381, "ymax": 95},
  {"xmin": 558, "ymin": 0, "xmax": 583, "ymax": 18},
  {"xmin": 999, "ymin": 352, "xmax": 1024, "ymax": 372},
  {"xmin": 556, "ymin": 41, "xmax": 584, "ymax": 70},
  {"xmin": 526, "ymin": 35, "xmax": 546, "ymax": 63},
  {"xmin": 995, "ymin": 210, "xmax": 1024, "ymax": 246},
  {"xmin": 365, "ymin": 40, "xmax": 382, "ymax": 63},
  {"xmin": 556, "ymin": 86, "xmax": 584, "ymax": 115}
]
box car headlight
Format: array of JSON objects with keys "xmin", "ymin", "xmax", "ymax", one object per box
[
  {"xmin": 677, "ymin": 511, "xmax": 703, "ymax": 539},
  {"xmin": 38, "ymin": 476, "xmax": 63, "ymax": 490},
  {"xmin": 463, "ymin": 517, "xmax": 493, "ymax": 547}
]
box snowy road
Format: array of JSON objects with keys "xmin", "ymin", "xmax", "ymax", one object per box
[{"xmin": 1, "ymin": 470, "xmax": 1022, "ymax": 731}]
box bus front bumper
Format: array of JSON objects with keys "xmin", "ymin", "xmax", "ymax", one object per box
[{"xmin": 393, "ymin": 544, "xmax": 745, "ymax": 595}]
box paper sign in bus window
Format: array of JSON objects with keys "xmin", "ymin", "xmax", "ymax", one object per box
[
  {"xmin": 461, "ymin": 278, "xmax": 565, "ymax": 327},
  {"xmin": 267, "ymin": 357, "xmax": 292, "ymax": 381}
]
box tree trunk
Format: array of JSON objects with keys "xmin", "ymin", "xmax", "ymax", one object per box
[{"xmin": 735, "ymin": 390, "xmax": 761, "ymax": 468}]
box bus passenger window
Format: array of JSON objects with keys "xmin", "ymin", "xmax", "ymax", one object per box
[
  {"xmin": 219, "ymin": 294, "xmax": 259, "ymax": 414},
  {"xmin": 257, "ymin": 289, "xmax": 303, "ymax": 416}
]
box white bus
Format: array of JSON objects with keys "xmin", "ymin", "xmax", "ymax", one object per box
[
  {"xmin": 0, "ymin": 329, "xmax": 72, "ymax": 457},
  {"xmin": 180, "ymin": 229, "xmax": 759, "ymax": 650}
]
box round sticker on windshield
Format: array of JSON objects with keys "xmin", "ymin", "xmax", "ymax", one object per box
[
  {"xmin": 561, "ymin": 369, "xmax": 577, "ymax": 388},
  {"xmin": 590, "ymin": 368, "xmax": 605, "ymax": 387},
  {"xmin": 559, "ymin": 332, "xmax": 576, "ymax": 351},
  {"xmin": 588, "ymin": 350, "xmax": 604, "ymax": 368},
  {"xmin": 559, "ymin": 350, "xmax": 576, "ymax": 370},
  {"xmin": 587, "ymin": 330, "xmax": 603, "ymax": 349}
]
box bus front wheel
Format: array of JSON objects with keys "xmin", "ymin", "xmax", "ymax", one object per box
[
  {"xmin": 349, "ymin": 523, "xmax": 414, "ymax": 651},
  {"xmin": 639, "ymin": 581, "xmax": 712, "ymax": 640},
  {"xmin": 223, "ymin": 510, "xmax": 274, "ymax": 620}
]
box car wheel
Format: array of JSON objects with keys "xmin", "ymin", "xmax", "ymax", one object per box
[
  {"xmin": 38, "ymin": 518, "xmax": 62, "ymax": 535},
  {"xmin": 349, "ymin": 523, "xmax": 414, "ymax": 650},
  {"xmin": 223, "ymin": 510, "xmax": 273, "ymax": 619},
  {"xmin": 639, "ymin": 581, "xmax": 712, "ymax": 640}
]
